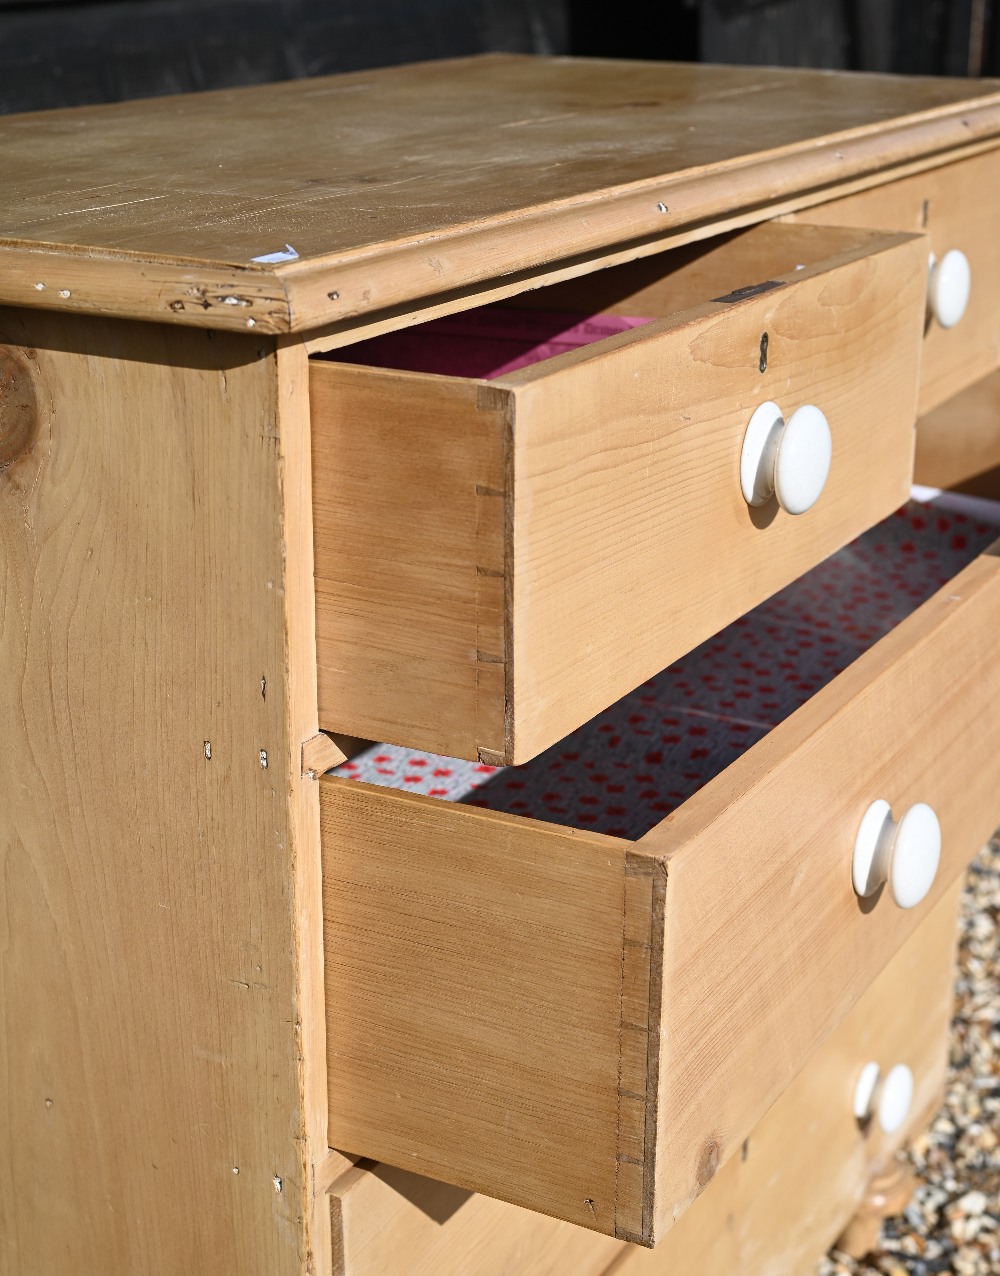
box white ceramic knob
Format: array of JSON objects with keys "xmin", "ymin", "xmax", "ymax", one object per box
[
  {"xmin": 741, "ymin": 400, "xmax": 832, "ymax": 514},
  {"xmin": 852, "ymin": 1060, "xmax": 881, "ymax": 1120},
  {"xmin": 853, "ymin": 799, "xmax": 941, "ymax": 909},
  {"xmin": 853, "ymin": 1062, "xmax": 914, "ymax": 1133},
  {"xmin": 879, "ymin": 1064, "xmax": 914, "ymax": 1133},
  {"xmin": 928, "ymin": 249, "xmax": 971, "ymax": 329}
]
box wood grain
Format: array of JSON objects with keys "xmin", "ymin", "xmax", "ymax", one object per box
[
  {"xmin": 640, "ymin": 546, "xmax": 1000, "ymax": 1241},
  {"xmin": 310, "ymin": 365, "xmax": 507, "ymax": 760},
  {"xmin": 323, "ymin": 879, "xmax": 960, "ymax": 1276},
  {"xmin": 914, "ymin": 365, "xmax": 1000, "ymax": 489},
  {"xmin": 605, "ymin": 877, "xmax": 962, "ymax": 1275},
  {"xmin": 311, "ymin": 224, "xmax": 924, "ymax": 762},
  {"xmin": 498, "ymin": 220, "xmax": 898, "ymax": 317},
  {"xmin": 2, "ymin": 56, "xmax": 1000, "ymax": 332},
  {"xmin": 0, "ymin": 312, "xmax": 329, "ymax": 1275},
  {"xmin": 502, "ymin": 226, "xmax": 923, "ymax": 760},
  {"xmin": 299, "ymin": 133, "xmax": 1000, "ymax": 357},
  {"xmin": 792, "ymin": 146, "xmax": 1000, "ymax": 412},
  {"xmin": 327, "ymin": 1160, "xmax": 621, "ymax": 1276},
  {"xmin": 320, "ymin": 547, "xmax": 1000, "ymax": 1244},
  {"xmin": 322, "ymin": 781, "xmax": 633, "ymax": 1236}
]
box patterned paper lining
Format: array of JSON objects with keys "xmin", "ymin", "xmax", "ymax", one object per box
[
  {"xmin": 332, "ymin": 502, "xmax": 1000, "ymax": 841},
  {"xmin": 326, "ymin": 305, "xmax": 652, "ymax": 380}
]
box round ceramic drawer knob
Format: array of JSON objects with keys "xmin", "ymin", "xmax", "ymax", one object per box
[
  {"xmin": 852, "ymin": 799, "xmax": 941, "ymax": 909},
  {"xmin": 928, "ymin": 249, "xmax": 971, "ymax": 329},
  {"xmin": 879, "ymin": 1064, "xmax": 915, "ymax": 1133},
  {"xmin": 741, "ymin": 400, "xmax": 832, "ymax": 514},
  {"xmin": 853, "ymin": 1062, "xmax": 914, "ymax": 1133},
  {"xmin": 852, "ymin": 1060, "xmax": 881, "ymax": 1120}
]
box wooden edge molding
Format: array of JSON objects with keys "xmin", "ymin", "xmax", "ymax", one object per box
[
  {"xmin": 0, "ymin": 249, "xmax": 294, "ymax": 334},
  {"xmin": 615, "ymin": 852, "xmax": 668, "ymax": 1245},
  {"xmin": 302, "ymin": 132, "xmax": 1000, "ymax": 356},
  {"xmin": 281, "ymin": 107, "xmax": 1000, "ymax": 337},
  {"xmin": 4, "ymin": 104, "xmax": 1000, "ymax": 338}
]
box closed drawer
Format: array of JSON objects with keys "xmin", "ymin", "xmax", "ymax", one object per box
[
  {"xmin": 607, "ymin": 874, "xmax": 961, "ymax": 1275},
  {"xmin": 325, "ymin": 879, "xmax": 960, "ymax": 1276},
  {"xmin": 793, "ymin": 147, "xmax": 1000, "ymax": 415},
  {"xmin": 310, "ymin": 222, "xmax": 925, "ymax": 764},
  {"xmin": 321, "ymin": 503, "xmax": 1000, "ymax": 1246},
  {"xmin": 914, "ymin": 366, "xmax": 1000, "ymax": 492}
]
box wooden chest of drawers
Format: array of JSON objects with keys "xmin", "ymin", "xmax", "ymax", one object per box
[{"xmin": 2, "ymin": 54, "xmax": 999, "ymax": 1276}]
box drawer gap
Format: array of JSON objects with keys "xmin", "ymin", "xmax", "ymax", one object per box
[{"xmin": 327, "ymin": 497, "xmax": 999, "ymax": 842}]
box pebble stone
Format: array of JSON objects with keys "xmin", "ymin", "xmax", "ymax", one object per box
[{"xmin": 819, "ymin": 837, "xmax": 1000, "ymax": 1276}]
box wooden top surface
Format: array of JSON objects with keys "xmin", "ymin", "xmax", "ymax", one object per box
[{"xmin": 4, "ymin": 54, "xmax": 1000, "ymax": 334}]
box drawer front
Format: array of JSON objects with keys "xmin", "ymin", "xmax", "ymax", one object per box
[
  {"xmin": 914, "ymin": 366, "xmax": 1000, "ymax": 492},
  {"xmin": 321, "ymin": 541, "xmax": 1000, "ymax": 1244},
  {"xmin": 311, "ymin": 223, "xmax": 925, "ymax": 764},
  {"xmin": 325, "ymin": 880, "xmax": 959, "ymax": 1276},
  {"xmin": 606, "ymin": 875, "xmax": 960, "ymax": 1276},
  {"xmin": 794, "ymin": 147, "xmax": 1000, "ymax": 415}
]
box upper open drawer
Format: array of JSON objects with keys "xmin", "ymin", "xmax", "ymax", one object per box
[
  {"xmin": 310, "ymin": 222, "xmax": 926, "ymax": 764},
  {"xmin": 321, "ymin": 501, "xmax": 1000, "ymax": 1246}
]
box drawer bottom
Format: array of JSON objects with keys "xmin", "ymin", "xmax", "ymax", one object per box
[{"xmin": 331, "ymin": 497, "xmax": 1000, "ymax": 838}]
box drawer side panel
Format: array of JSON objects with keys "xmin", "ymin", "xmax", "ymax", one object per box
[
  {"xmin": 321, "ymin": 779, "xmax": 638, "ymax": 1235},
  {"xmin": 311, "ymin": 362, "xmax": 507, "ymax": 759}
]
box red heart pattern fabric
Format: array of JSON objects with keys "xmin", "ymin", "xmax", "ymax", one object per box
[{"xmin": 332, "ymin": 500, "xmax": 999, "ymax": 840}]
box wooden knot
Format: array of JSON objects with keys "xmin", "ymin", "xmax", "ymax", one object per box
[
  {"xmin": 0, "ymin": 345, "xmax": 40, "ymax": 467},
  {"xmin": 696, "ymin": 1138, "xmax": 720, "ymax": 1187}
]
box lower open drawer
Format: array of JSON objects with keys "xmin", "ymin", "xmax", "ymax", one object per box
[
  {"xmin": 321, "ymin": 500, "xmax": 1000, "ymax": 1246},
  {"xmin": 327, "ymin": 877, "xmax": 961, "ymax": 1275}
]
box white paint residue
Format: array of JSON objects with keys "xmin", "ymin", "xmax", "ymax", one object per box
[{"xmin": 251, "ymin": 244, "xmax": 299, "ymax": 264}]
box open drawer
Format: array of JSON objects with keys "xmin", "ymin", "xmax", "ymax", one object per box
[
  {"xmin": 310, "ymin": 222, "xmax": 926, "ymax": 764},
  {"xmin": 326, "ymin": 878, "xmax": 961, "ymax": 1276},
  {"xmin": 321, "ymin": 501, "xmax": 1000, "ymax": 1246}
]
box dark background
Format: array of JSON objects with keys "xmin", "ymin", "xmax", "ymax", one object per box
[{"xmin": 0, "ymin": 0, "xmax": 997, "ymax": 116}]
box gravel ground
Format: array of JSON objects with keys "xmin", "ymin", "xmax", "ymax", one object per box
[{"xmin": 819, "ymin": 838, "xmax": 1000, "ymax": 1276}]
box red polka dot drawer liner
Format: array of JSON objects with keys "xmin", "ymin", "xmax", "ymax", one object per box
[
  {"xmin": 332, "ymin": 501, "xmax": 1000, "ymax": 842},
  {"xmin": 324, "ymin": 305, "xmax": 652, "ymax": 380}
]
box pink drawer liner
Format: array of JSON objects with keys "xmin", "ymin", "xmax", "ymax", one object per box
[{"xmin": 329, "ymin": 305, "xmax": 652, "ymax": 380}]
